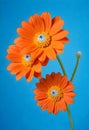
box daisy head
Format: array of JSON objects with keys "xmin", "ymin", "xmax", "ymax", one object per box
[
  {"xmin": 6, "ymin": 45, "xmax": 42, "ymax": 82},
  {"xmin": 34, "ymin": 72, "xmax": 76, "ymax": 114},
  {"xmin": 15, "ymin": 12, "xmax": 69, "ymax": 64}
]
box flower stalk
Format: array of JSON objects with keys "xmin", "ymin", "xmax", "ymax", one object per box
[
  {"xmin": 70, "ymin": 51, "xmax": 81, "ymax": 81},
  {"xmin": 67, "ymin": 105, "xmax": 74, "ymax": 130},
  {"xmin": 56, "ymin": 55, "xmax": 74, "ymax": 130},
  {"xmin": 56, "ymin": 55, "xmax": 66, "ymax": 75}
]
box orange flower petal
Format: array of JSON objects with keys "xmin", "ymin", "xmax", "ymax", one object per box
[
  {"xmin": 41, "ymin": 57, "xmax": 49, "ymax": 66},
  {"xmin": 52, "ymin": 30, "xmax": 69, "ymax": 41},
  {"xmin": 16, "ymin": 68, "xmax": 29, "ymax": 80},
  {"xmin": 31, "ymin": 48, "xmax": 43, "ymax": 59},
  {"xmin": 64, "ymin": 92, "xmax": 76, "ymax": 97},
  {"xmin": 33, "ymin": 62, "xmax": 41, "ymax": 73},
  {"xmin": 34, "ymin": 93, "xmax": 47, "ymax": 100},
  {"xmin": 39, "ymin": 53, "xmax": 46, "ymax": 62},
  {"xmin": 6, "ymin": 55, "xmax": 21, "ymax": 62},
  {"xmin": 29, "ymin": 14, "xmax": 44, "ymax": 32},
  {"xmin": 64, "ymin": 85, "xmax": 74, "ymax": 92},
  {"xmin": 46, "ymin": 73, "xmax": 53, "ymax": 81},
  {"xmin": 36, "ymin": 84, "xmax": 48, "ymax": 92},
  {"xmin": 34, "ymin": 89, "xmax": 40, "ymax": 94},
  {"xmin": 52, "ymin": 16, "xmax": 61, "ymax": 24},
  {"xmin": 21, "ymin": 21, "xmax": 34, "ymax": 32},
  {"xmin": 50, "ymin": 20, "xmax": 64, "ymax": 35},
  {"xmin": 26, "ymin": 69, "xmax": 34, "ymax": 82},
  {"xmin": 48, "ymin": 101, "xmax": 55, "ymax": 113},
  {"xmin": 54, "ymin": 101, "xmax": 61, "ymax": 114},
  {"xmin": 41, "ymin": 12, "xmax": 52, "ymax": 32},
  {"xmin": 6, "ymin": 45, "xmax": 22, "ymax": 62},
  {"xmin": 22, "ymin": 46, "xmax": 38, "ymax": 54},
  {"xmin": 37, "ymin": 98, "xmax": 49, "ymax": 106},
  {"xmin": 52, "ymin": 73, "xmax": 62, "ymax": 85},
  {"xmin": 51, "ymin": 40, "xmax": 64, "ymax": 50},
  {"xmin": 46, "ymin": 72, "xmax": 61, "ymax": 86},
  {"xmin": 45, "ymin": 47, "xmax": 56, "ymax": 60},
  {"xmin": 60, "ymin": 75, "xmax": 68, "ymax": 89},
  {"xmin": 7, "ymin": 63, "xmax": 22, "ymax": 71},
  {"xmin": 63, "ymin": 96, "xmax": 74, "ymax": 104},
  {"xmin": 59, "ymin": 37, "xmax": 69, "ymax": 44},
  {"xmin": 34, "ymin": 72, "xmax": 41, "ymax": 79},
  {"xmin": 14, "ymin": 37, "xmax": 31, "ymax": 48},
  {"xmin": 59, "ymin": 98, "xmax": 67, "ymax": 112},
  {"xmin": 17, "ymin": 28, "xmax": 34, "ymax": 39},
  {"xmin": 7, "ymin": 45, "xmax": 18, "ymax": 53},
  {"xmin": 10, "ymin": 66, "xmax": 23, "ymax": 74},
  {"xmin": 41, "ymin": 99, "xmax": 50, "ymax": 111},
  {"xmin": 55, "ymin": 49, "xmax": 63, "ymax": 53}
]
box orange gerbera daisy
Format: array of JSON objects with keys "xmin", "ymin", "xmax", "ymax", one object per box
[
  {"xmin": 14, "ymin": 12, "xmax": 69, "ymax": 63},
  {"xmin": 6, "ymin": 45, "xmax": 42, "ymax": 81},
  {"xmin": 34, "ymin": 72, "xmax": 76, "ymax": 114}
]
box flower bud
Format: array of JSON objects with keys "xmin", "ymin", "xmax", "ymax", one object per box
[{"xmin": 76, "ymin": 51, "xmax": 82, "ymax": 58}]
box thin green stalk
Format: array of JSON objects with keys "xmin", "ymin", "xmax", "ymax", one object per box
[
  {"xmin": 56, "ymin": 55, "xmax": 74, "ymax": 130},
  {"xmin": 67, "ymin": 105, "xmax": 74, "ymax": 130},
  {"xmin": 56, "ymin": 55, "xmax": 66, "ymax": 75},
  {"xmin": 70, "ymin": 56, "xmax": 80, "ymax": 82}
]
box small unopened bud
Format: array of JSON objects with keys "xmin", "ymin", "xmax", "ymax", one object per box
[{"xmin": 76, "ymin": 51, "xmax": 82, "ymax": 58}]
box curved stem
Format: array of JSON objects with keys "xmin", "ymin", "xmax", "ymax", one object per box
[
  {"xmin": 56, "ymin": 55, "xmax": 66, "ymax": 75},
  {"xmin": 67, "ymin": 105, "xmax": 74, "ymax": 130},
  {"xmin": 70, "ymin": 57, "xmax": 80, "ymax": 82},
  {"xmin": 56, "ymin": 55, "xmax": 74, "ymax": 130}
]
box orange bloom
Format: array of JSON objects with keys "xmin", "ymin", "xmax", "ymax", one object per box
[
  {"xmin": 15, "ymin": 12, "xmax": 69, "ymax": 63},
  {"xmin": 6, "ymin": 45, "xmax": 42, "ymax": 81},
  {"xmin": 34, "ymin": 72, "xmax": 76, "ymax": 114}
]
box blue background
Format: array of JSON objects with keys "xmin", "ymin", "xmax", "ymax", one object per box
[{"xmin": 0, "ymin": 0, "xmax": 89, "ymax": 129}]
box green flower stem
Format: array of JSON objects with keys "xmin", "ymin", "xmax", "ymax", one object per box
[
  {"xmin": 67, "ymin": 105, "xmax": 74, "ymax": 130},
  {"xmin": 70, "ymin": 55, "xmax": 81, "ymax": 82},
  {"xmin": 56, "ymin": 55, "xmax": 74, "ymax": 130},
  {"xmin": 56, "ymin": 55, "xmax": 66, "ymax": 75}
]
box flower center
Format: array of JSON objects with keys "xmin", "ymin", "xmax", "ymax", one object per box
[
  {"xmin": 34, "ymin": 32, "xmax": 51, "ymax": 48},
  {"xmin": 48, "ymin": 86, "xmax": 63, "ymax": 102},
  {"xmin": 37, "ymin": 34, "xmax": 46, "ymax": 42},
  {"xmin": 51, "ymin": 90, "xmax": 58, "ymax": 96},
  {"xmin": 22, "ymin": 54, "xmax": 31, "ymax": 67},
  {"xmin": 24, "ymin": 54, "xmax": 30, "ymax": 61}
]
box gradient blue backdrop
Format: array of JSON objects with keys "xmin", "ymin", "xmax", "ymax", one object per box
[{"xmin": 0, "ymin": 0, "xmax": 89, "ymax": 129}]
